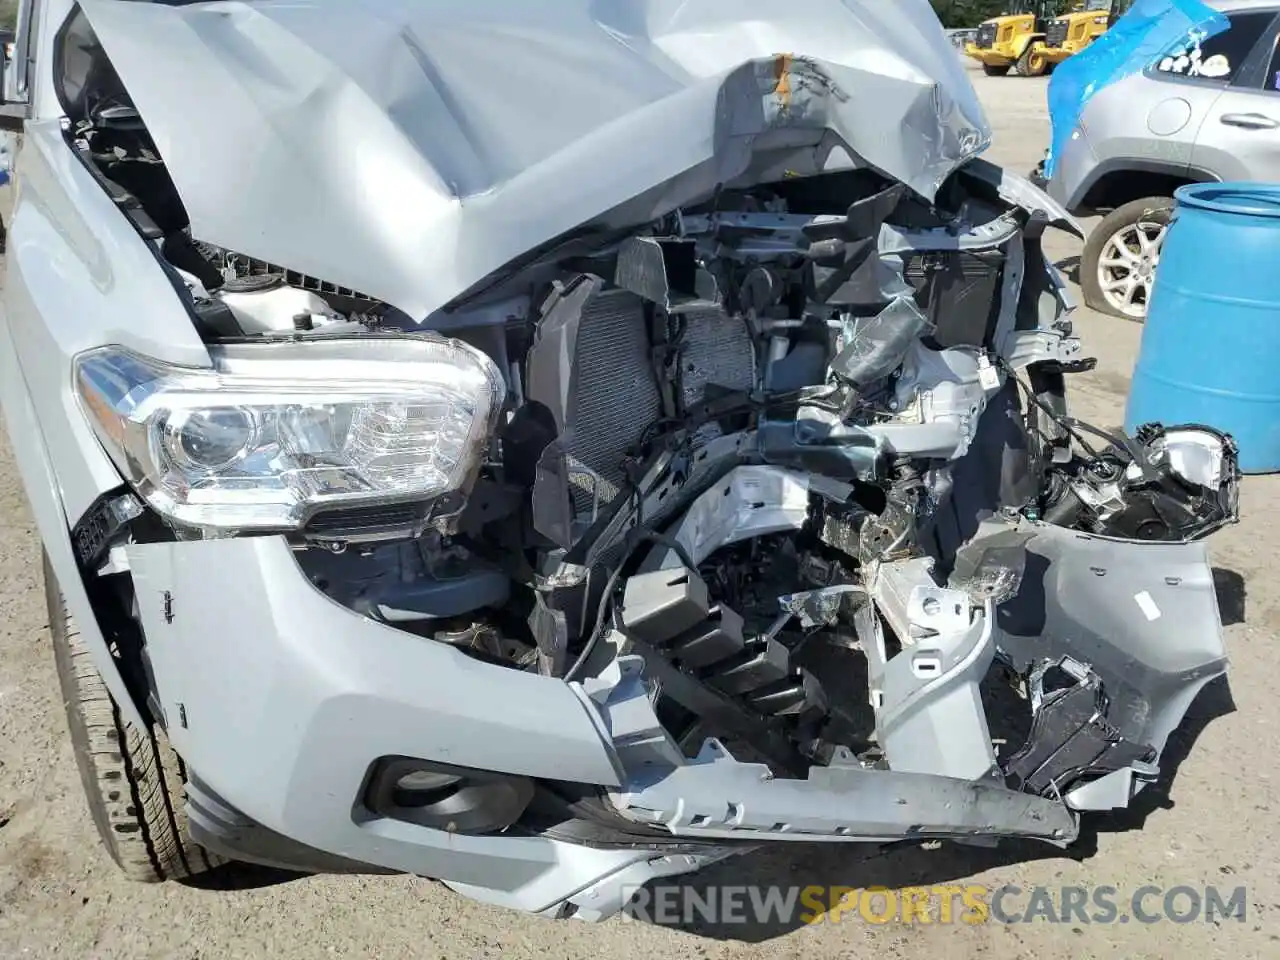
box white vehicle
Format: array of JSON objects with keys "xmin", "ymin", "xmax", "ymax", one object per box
[{"xmin": 0, "ymin": 0, "xmax": 1239, "ymax": 920}]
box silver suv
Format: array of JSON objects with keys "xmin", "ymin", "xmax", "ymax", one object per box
[{"xmin": 1048, "ymin": 0, "xmax": 1280, "ymax": 319}]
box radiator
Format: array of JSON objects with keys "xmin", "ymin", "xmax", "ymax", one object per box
[
  {"xmin": 679, "ymin": 306, "xmax": 758, "ymax": 447},
  {"xmin": 564, "ymin": 294, "xmax": 757, "ymax": 521},
  {"xmin": 565, "ymin": 289, "xmax": 662, "ymax": 518}
]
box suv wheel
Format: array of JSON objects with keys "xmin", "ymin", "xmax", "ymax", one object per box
[
  {"xmin": 46, "ymin": 553, "xmax": 221, "ymax": 881},
  {"xmin": 1081, "ymin": 196, "xmax": 1175, "ymax": 321},
  {"xmin": 982, "ymin": 63, "xmax": 1011, "ymax": 76}
]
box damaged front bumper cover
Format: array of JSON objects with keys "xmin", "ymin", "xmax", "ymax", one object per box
[
  {"xmin": 585, "ymin": 657, "xmax": 1077, "ymax": 845},
  {"xmin": 123, "ymin": 521, "xmax": 1226, "ymax": 921}
]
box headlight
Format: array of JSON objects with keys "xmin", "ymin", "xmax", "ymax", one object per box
[{"xmin": 74, "ymin": 335, "xmax": 505, "ymax": 533}]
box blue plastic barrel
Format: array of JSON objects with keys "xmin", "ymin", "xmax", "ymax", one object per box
[{"xmin": 1125, "ymin": 182, "xmax": 1280, "ymax": 474}]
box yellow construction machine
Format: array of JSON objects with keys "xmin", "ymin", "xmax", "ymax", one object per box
[
  {"xmin": 965, "ymin": 1, "xmax": 1133, "ymax": 78},
  {"xmin": 1040, "ymin": 0, "xmax": 1134, "ymax": 69},
  {"xmin": 965, "ymin": 0, "xmax": 1060, "ymax": 77}
]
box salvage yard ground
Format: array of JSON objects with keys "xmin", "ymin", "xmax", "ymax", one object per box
[{"xmin": 1, "ymin": 65, "xmax": 1278, "ymax": 960}]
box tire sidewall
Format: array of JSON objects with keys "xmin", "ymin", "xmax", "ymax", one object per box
[
  {"xmin": 46, "ymin": 555, "xmax": 123, "ymax": 861},
  {"xmin": 1081, "ymin": 196, "xmax": 1176, "ymax": 321},
  {"xmin": 1017, "ymin": 45, "xmax": 1046, "ymax": 77},
  {"xmin": 43, "ymin": 551, "xmax": 215, "ymax": 881}
]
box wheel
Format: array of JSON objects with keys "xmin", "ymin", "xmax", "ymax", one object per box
[
  {"xmin": 1081, "ymin": 196, "xmax": 1175, "ymax": 321},
  {"xmin": 46, "ymin": 553, "xmax": 220, "ymax": 881},
  {"xmin": 982, "ymin": 63, "xmax": 1011, "ymax": 76},
  {"xmin": 1016, "ymin": 44, "xmax": 1049, "ymax": 77}
]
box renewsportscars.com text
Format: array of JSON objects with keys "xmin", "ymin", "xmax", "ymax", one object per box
[{"xmin": 620, "ymin": 884, "xmax": 1248, "ymax": 927}]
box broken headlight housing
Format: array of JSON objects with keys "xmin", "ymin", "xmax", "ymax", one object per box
[{"xmin": 74, "ymin": 336, "xmax": 505, "ymax": 533}]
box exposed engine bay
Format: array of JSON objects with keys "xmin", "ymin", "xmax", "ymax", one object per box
[{"xmin": 61, "ymin": 1, "xmax": 1239, "ymax": 853}]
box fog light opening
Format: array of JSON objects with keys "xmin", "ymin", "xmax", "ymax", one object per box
[{"xmin": 364, "ymin": 757, "xmax": 534, "ymax": 835}]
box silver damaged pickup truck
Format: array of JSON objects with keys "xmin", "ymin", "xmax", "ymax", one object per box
[{"xmin": 0, "ymin": 0, "xmax": 1239, "ymax": 921}]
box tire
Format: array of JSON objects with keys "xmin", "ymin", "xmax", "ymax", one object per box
[
  {"xmin": 1081, "ymin": 196, "xmax": 1176, "ymax": 321},
  {"xmin": 982, "ymin": 63, "xmax": 1011, "ymax": 76},
  {"xmin": 1016, "ymin": 44, "xmax": 1048, "ymax": 77},
  {"xmin": 46, "ymin": 553, "xmax": 220, "ymax": 881}
]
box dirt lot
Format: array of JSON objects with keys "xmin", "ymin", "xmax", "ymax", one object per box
[{"xmin": 2, "ymin": 65, "xmax": 1278, "ymax": 959}]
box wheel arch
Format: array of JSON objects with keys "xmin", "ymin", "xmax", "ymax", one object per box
[
  {"xmin": 1073, "ymin": 159, "xmax": 1218, "ymax": 213},
  {"xmin": 0, "ymin": 309, "xmax": 149, "ymax": 731},
  {"xmin": 1013, "ymin": 33, "xmax": 1046, "ymax": 59}
]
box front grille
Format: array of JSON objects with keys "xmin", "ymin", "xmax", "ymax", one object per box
[
  {"xmin": 975, "ymin": 23, "xmax": 997, "ymax": 48},
  {"xmin": 1046, "ymin": 20, "xmax": 1069, "ymax": 47},
  {"xmin": 305, "ymin": 503, "xmax": 426, "ymax": 538}
]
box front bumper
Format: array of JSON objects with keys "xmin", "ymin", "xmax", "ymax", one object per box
[
  {"xmin": 965, "ymin": 44, "xmax": 1012, "ymax": 67},
  {"xmin": 124, "ymin": 531, "xmax": 1226, "ymax": 919},
  {"xmin": 1042, "ymin": 46, "xmax": 1076, "ymax": 64},
  {"xmin": 126, "ymin": 536, "xmax": 690, "ymax": 917}
]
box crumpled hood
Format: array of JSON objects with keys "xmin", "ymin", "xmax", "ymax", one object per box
[{"xmin": 80, "ymin": 0, "xmax": 990, "ymax": 319}]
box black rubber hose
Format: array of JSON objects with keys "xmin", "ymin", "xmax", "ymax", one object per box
[{"xmin": 997, "ymin": 357, "xmax": 1102, "ymax": 459}]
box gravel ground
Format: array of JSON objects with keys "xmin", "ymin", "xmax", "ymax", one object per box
[{"xmin": 1, "ymin": 64, "xmax": 1278, "ymax": 959}]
